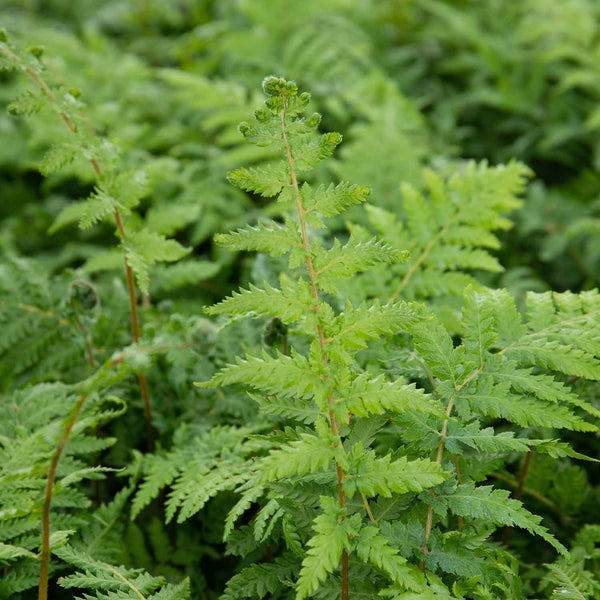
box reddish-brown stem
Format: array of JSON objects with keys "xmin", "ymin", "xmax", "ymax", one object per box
[
  {"xmin": 453, "ymin": 457, "xmax": 464, "ymax": 532},
  {"xmin": 280, "ymin": 94, "xmax": 348, "ymax": 600},
  {"xmin": 502, "ymin": 447, "xmax": 534, "ymax": 546},
  {"xmin": 1, "ymin": 44, "xmax": 155, "ymax": 451},
  {"xmin": 39, "ymin": 281, "xmax": 98, "ymax": 600},
  {"xmin": 420, "ymin": 399, "xmax": 455, "ymax": 570},
  {"xmin": 111, "ymin": 211, "xmax": 153, "ymax": 449},
  {"xmin": 38, "ymin": 394, "xmax": 87, "ymax": 600},
  {"xmin": 38, "ymin": 277, "xmax": 99, "ymax": 600},
  {"xmin": 35, "ymin": 340, "xmax": 179, "ymax": 600}
]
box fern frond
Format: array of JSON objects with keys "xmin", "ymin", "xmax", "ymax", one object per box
[
  {"xmin": 55, "ymin": 545, "xmax": 190, "ymax": 599},
  {"xmin": 344, "ymin": 374, "xmax": 442, "ymax": 418},
  {"xmin": 355, "ymin": 526, "xmax": 424, "ymax": 591},
  {"xmin": 215, "ymin": 219, "xmax": 303, "ymax": 257},
  {"xmin": 206, "ymin": 275, "xmax": 314, "ymax": 323},
  {"xmin": 260, "ymin": 432, "xmax": 343, "ymax": 482},
  {"xmin": 344, "ymin": 448, "xmax": 447, "ymax": 499},
  {"xmin": 324, "ymin": 300, "xmax": 418, "ymax": 363},
  {"xmin": 221, "ymin": 553, "xmax": 298, "ymax": 600},
  {"xmin": 228, "ymin": 163, "xmax": 290, "ymax": 197},
  {"xmin": 436, "ymin": 483, "xmax": 567, "ymax": 555},
  {"xmin": 121, "ymin": 230, "xmax": 189, "ymax": 295},
  {"xmin": 313, "ymin": 237, "xmax": 408, "ymax": 294},
  {"xmin": 198, "ymin": 350, "xmax": 325, "ymax": 400},
  {"xmin": 296, "ymin": 497, "xmax": 360, "ymax": 600},
  {"xmin": 303, "ymin": 182, "xmax": 369, "ymax": 217}
]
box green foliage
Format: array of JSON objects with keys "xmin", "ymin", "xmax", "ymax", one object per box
[
  {"xmin": 198, "ymin": 77, "xmax": 450, "ymax": 598},
  {"xmin": 55, "ymin": 545, "xmax": 191, "ymax": 599},
  {"xmin": 347, "ymin": 160, "xmax": 531, "ymax": 321},
  {"xmin": 296, "ymin": 497, "xmax": 359, "ymax": 599},
  {"xmin": 0, "ymin": 373, "xmax": 130, "ymax": 598},
  {"xmin": 1, "ymin": 3, "xmax": 600, "ymax": 600},
  {"xmin": 541, "ymin": 525, "xmax": 600, "ymax": 599}
]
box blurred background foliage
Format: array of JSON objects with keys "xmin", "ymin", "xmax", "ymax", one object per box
[{"xmin": 5, "ymin": 0, "xmax": 600, "ymax": 296}]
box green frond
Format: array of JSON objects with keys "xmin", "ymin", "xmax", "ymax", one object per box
[
  {"xmin": 324, "ymin": 300, "xmax": 418, "ymax": 363},
  {"xmin": 55, "ymin": 545, "xmax": 189, "ymax": 599},
  {"xmin": 167, "ymin": 460, "xmax": 251, "ymax": 524},
  {"xmin": 215, "ymin": 219, "xmax": 303, "ymax": 256},
  {"xmin": 224, "ymin": 481, "xmax": 266, "ymax": 541},
  {"xmin": 313, "ymin": 237, "xmax": 408, "ymax": 294},
  {"xmin": 490, "ymin": 365, "xmax": 600, "ymax": 418},
  {"xmin": 344, "ymin": 448, "xmax": 447, "ymax": 499},
  {"xmin": 498, "ymin": 289, "xmax": 600, "ymax": 380},
  {"xmin": 461, "ymin": 286, "xmax": 497, "ymax": 364},
  {"xmin": 131, "ymin": 455, "xmax": 180, "ymax": 519},
  {"xmin": 79, "ymin": 187, "xmax": 125, "ymax": 229},
  {"xmin": 296, "ymin": 497, "xmax": 360, "ymax": 600},
  {"xmin": 411, "ymin": 314, "xmax": 474, "ymax": 387},
  {"xmin": 444, "ymin": 422, "xmax": 532, "ymax": 455},
  {"xmin": 0, "ymin": 543, "xmax": 36, "ymax": 562},
  {"xmin": 121, "ymin": 229, "xmax": 190, "ymax": 295},
  {"xmin": 344, "ymin": 374, "xmax": 442, "ymax": 418},
  {"xmin": 291, "ymin": 131, "xmax": 342, "ymax": 171},
  {"xmin": 206, "ymin": 275, "xmax": 314, "ymax": 323},
  {"xmin": 437, "ymin": 483, "xmax": 567, "ymax": 555},
  {"xmin": 355, "ymin": 526, "xmax": 424, "ymax": 591},
  {"xmin": 260, "ymin": 432, "xmax": 343, "ymax": 482},
  {"xmin": 508, "ymin": 340, "xmax": 600, "ymax": 381},
  {"xmin": 197, "ymin": 350, "xmax": 326, "ymax": 400},
  {"xmin": 131, "ymin": 426, "xmax": 264, "ymax": 524},
  {"xmin": 252, "ymin": 394, "xmax": 319, "ymax": 424},
  {"xmin": 456, "ymin": 378, "xmax": 594, "ymax": 431},
  {"xmin": 39, "ymin": 141, "xmax": 82, "ymax": 175},
  {"xmin": 221, "ymin": 553, "xmax": 298, "ymax": 600},
  {"xmin": 365, "ymin": 160, "xmax": 532, "ymax": 303},
  {"xmin": 302, "ymin": 182, "xmax": 370, "ymax": 217},
  {"xmin": 253, "ymin": 498, "xmax": 285, "ymax": 542},
  {"xmin": 228, "ymin": 163, "xmax": 290, "ymax": 197},
  {"xmin": 7, "ymin": 89, "xmax": 48, "ymax": 115}
]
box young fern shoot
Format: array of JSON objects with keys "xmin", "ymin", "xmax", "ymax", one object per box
[{"xmin": 200, "ymin": 77, "xmax": 447, "ymax": 599}]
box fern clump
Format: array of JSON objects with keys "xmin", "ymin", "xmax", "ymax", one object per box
[
  {"xmin": 3, "ymin": 4, "xmax": 600, "ymax": 598},
  {"xmin": 192, "ymin": 77, "xmax": 600, "ymax": 600},
  {"xmin": 197, "ymin": 76, "xmax": 452, "ymax": 599}
]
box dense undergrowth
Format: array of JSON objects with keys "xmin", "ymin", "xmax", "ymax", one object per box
[{"xmin": 1, "ymin": 1, "xmax": 600, "ymax": 599}]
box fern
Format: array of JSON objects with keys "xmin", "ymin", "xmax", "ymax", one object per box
[
  {"xmin": 3, "ymin": 5, "xmax": 600, "ymax": 600},
  {"xmin": 199, "ymin": 77, "xmax": 448, "ymax": 600},
  {"xmin": 348, "ymin": 160, "xmax": 531, "ymax": 321},
  {"xmin": 0, "ymin": 251, "xmax": 90, "ymax": 389},
  {"xmin": 55, "ymin": 545, "xmax": 190, "ymax": 600},
  {"xmin": 131, "ymin": 425, "xmax": 270, "ymax": 523},
  {"xmin": 0, "ymin": 370, "xmax": 130, "ymax": 599},
  {"xmin": 542, "ymin": 525, "xmax": 600, "ymax": 600}
]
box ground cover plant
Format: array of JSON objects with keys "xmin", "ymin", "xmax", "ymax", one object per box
[{"xmin": 0, "ymin": 2, "xmax": 600, "ymax": 599}]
